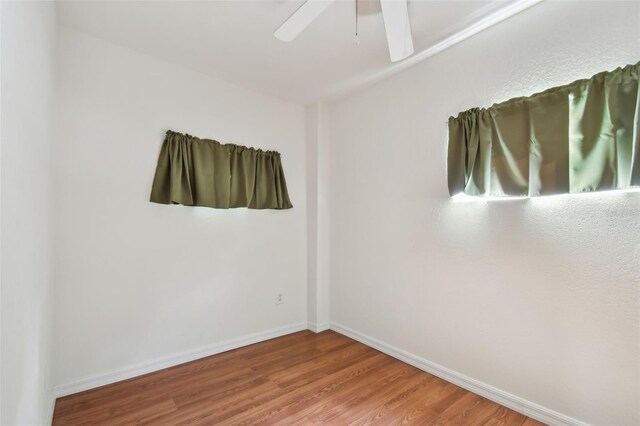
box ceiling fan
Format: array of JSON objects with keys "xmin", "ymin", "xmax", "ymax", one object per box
[{"xmin": 274, "ymin": 0, "xmax": 414, "ymax": 62}]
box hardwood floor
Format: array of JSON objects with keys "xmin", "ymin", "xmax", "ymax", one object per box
[{"xmin": 53, "ymin": 330, "xmax": 545, "ymax": 425}]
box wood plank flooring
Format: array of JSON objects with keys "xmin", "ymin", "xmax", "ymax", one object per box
[{"xmin": 53, "ymin": 330, "xmax": 546, "ymax": 425}]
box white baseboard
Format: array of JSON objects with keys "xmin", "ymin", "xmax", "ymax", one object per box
[
  {"xmin": 330, "ymin": 322, "xmax": 588, "ymax": 426},
  {"xmin": 50, "ymin": 320, "xmax": 587, "ymax": 426},
  {"xmin": 53, "ymin": 322, "xmax": 307, "ymax": 398},
  {"xmin": 307, "ymin": 321, "xmax": 330, "ymax": 333}
]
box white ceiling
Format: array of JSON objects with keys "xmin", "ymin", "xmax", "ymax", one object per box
[{"xmin": 56, "ymin": 0, "xmax": 527, "ymax": 105}]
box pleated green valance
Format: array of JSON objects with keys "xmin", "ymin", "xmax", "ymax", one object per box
[
  {"xmin": 448, "ymin": 62, "xmax": 640, "ymax": 197},
  {"xmin": 150, "ymin": 130, "xmax": 293, "ymax": 209}
]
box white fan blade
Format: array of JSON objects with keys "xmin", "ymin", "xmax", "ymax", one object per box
[
  {"xmin": 379, "ymin": 0, "xmax": 414, "ymax": 62},
  {"xmin": 274, "ymin": 0, "xmax": 337, "ymax": 42}
]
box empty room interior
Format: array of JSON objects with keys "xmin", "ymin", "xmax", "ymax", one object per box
[{"xmin": 1, "ymin": 0, "xmax": 639, "ymax": 425}]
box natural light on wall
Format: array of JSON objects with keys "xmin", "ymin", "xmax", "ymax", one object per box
[{"xmin": 451, "ymin": 187, "xmax": 640, "ymax": 203}]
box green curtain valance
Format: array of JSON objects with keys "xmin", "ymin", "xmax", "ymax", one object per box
[
  {"xmin": 448, "ymin": 62, "xmax": 640, "ymax": 197},
  {"xmin": 150, "ymin": 130, "xmax": 293, "ymax": 209}
]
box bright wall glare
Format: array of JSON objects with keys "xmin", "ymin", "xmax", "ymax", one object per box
[
  {"xmin": 451, "ymin": 188, "xmax": 640, "ymax": 203},
  {"xmin": 451, "ymin": 193, "xmax": 527, "ymax": 203}
]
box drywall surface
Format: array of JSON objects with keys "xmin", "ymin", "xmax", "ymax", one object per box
[
  {"xmin": 329, "ymin": 1, "xmax": 640, "ymax": 424},
  {"xmin": 54, "ymin": 28, "xmax": 307, "ymax": 387},
  {"xmin": 306, "ymin": 104, "xmax": 331, "ymax": 331},
  {"xmin": 1, "ymin": 2, "xmax": 57, "ymax": 424},
  {"xmin": 306, "ymin": 106, "xmax": 319, "ymax": 326}
]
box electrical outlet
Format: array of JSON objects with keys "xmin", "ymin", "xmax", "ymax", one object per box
[{"xmin": 276, "ymin": 292, "xmax": 283, "ymax": 305}]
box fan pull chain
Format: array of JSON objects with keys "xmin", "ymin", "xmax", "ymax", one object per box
[{"xmin": 355, "ymin": 0, "xmax": 360, "ymax": 46}]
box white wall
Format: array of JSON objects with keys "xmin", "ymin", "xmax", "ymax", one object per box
[
  {"xmin": 328, "ymin": 2, "xmax": 640, "ymax": 425},
  {"xmin": 1, "ymin": 1, "xmax": 57, "ymax": 424},
  {"xmin": 306, "ymin": 104, "xmax": 331, "ymax": 331},
  {"xmin": 54, "ymin": 28, "xmax": 307, "ymax": 389}
]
